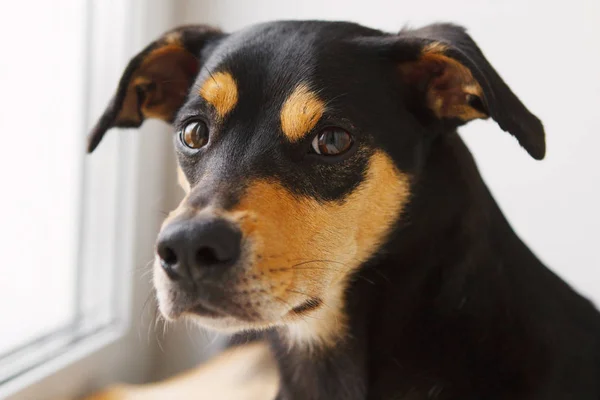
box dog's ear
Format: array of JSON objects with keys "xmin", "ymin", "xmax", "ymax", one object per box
[
  {"xmin": 388, "ymin": 23, "xmax": 545, "ymax": 159},
  {"xmin": 87, "ymin": 25, "xmax": 224, "ymax": 153}
]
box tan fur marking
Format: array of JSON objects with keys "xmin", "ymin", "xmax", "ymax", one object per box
[
  {"xmin": 176, "ymin": 166, "xmax": 190, "ymax": 193},
  {"xmin": 83, "ymin": 342, "xmax": 278, "ymax": 400},
  {"xmin": 400, "ymin": 42, "xmax": 488, "ymax": 121},
  {"xmin": 422, "ymin": 42, "xmax": 449, "ymax": 55},
  {"xmin": 154, "ymin": 153, "xmax": 410, "ymax": 347},
  {"xmin": 199, "ymin": 71, "xmax": 239, "ymax": 118},
  {"xmin": 163, "ymin": 31, "xmax": 182, "ymax": 45},
  {"xmin": 225, "ymin": 151, "xmax": 410, "ymax": 346},
  {"xmin": 117, "ymin": 44, "xmax": 199, "ymax": 124},
  {"xmin": 280, "ymin": 84, "xmax": 325, "ymax": 142}
]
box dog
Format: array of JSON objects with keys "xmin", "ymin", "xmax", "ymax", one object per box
[{"xmin": 87, "ymin": 20, "xmax": 600, "ymax": 399}]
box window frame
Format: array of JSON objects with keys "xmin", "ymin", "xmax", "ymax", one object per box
[{"xmin": 0, "ymin": 0, "xmax": 149, "ymax": 397}]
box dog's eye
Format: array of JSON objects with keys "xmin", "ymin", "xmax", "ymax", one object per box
[
  {"xmin": 311, "ymin": 127, "xmax": 353, "ymax": 156},
  {"xmin": 179, "ymin": 121, "xmax": 209, "ymax": 149}
]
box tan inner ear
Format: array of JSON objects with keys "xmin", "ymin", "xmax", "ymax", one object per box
[
  {"xmin": 117, "ymin": 44, "xmax": 200, "ymax": 124},
  {"xmin": 399, "ymin": 43, "xmax": 488, "ymax": 121}
]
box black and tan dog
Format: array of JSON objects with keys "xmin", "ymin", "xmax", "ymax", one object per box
[{"xmin": 87, "ymin": 21, "xmax": 600, "ymax": 399}]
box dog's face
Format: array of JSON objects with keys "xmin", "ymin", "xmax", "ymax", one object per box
[
  {"xmin": 158, "ymin": 23, "xmax": 415, "ymax": 343},
  {"xmin": 88, "ymin": 21, "xmax": 544, "ymax": 345}
]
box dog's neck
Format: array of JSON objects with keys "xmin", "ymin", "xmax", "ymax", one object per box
[{"xmin": 389, "ymin": 131, "xmax": 499, "ymax": 276}]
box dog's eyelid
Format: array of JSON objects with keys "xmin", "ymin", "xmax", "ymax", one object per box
[
  {"xmin": 174, "ymin": 98, "xmax": 214, "ymax": 128},
  {"xmin": 313, "ymin": 114, "xmax": 358, "ymax": 134},
  {"xmin": 174, "ymin": 112, "xmax": 210, "ymax": 133}
]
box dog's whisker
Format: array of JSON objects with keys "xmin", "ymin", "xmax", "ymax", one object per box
[
  {"xmin": 136, "ymin": 258, "xmax": 156, "ymax": 271},
  {"xmin": 283, "ymin": 288, "xmax": 312, "ymax": 298},
  {"xmin": 136, "ymin": 291, "xmax": 155, "ymax": 342},
  {"xmin": 140, "ymin": 291, "xmax": 156, "ymax": 321},
  {"xmin": 290, "ymin": 259, "xmax": 350, "ymax": 268},
  {"xmin": 149, "ymin": 303, "xmax": 162, "ymax": 347},
  {"xmin": 288, "ymin": 266, "xmax": 344, "ymax": 271},
  {"xmin": 150, "ymin": 311, "xmax": 170, "ymax": 354},
  {"xmin": 141, "ymin": 269, "xmax": 154, "ymax": 279}
]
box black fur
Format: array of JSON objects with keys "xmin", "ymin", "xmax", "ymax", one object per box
[
  {"xmin": 264, "ymin": 133, "xmax": 600, "ymax": 399},
  {"xmin": 89, "ymin": 20, "xmax": 600, "ymax": 399}
]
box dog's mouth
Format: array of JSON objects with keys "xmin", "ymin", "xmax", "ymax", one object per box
[
  {"xmin": 157, "ymin": 283, "xmax": 262, "ymax": 323},
  {"xmin": 189, "ymin": 300, "xmax": 225, "ymax": 319},
  {"xmin": 153, "ymin": 255, "xmax": 334, "ymax": 334},
  {"xmin": 159, "ymin": 293, "xmax": 249, "ymax": 323},
  {"xmin": 189, "ymin": 295, "xmax": 323, "ymax": 320},
  {"xmin": 153, "ymin": 258, "xmax": 293, "ymax": 327}
]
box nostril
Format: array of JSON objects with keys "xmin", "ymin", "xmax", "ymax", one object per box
[
  {"xmin": 161, "ymin": 246, "xmax": 178, "ymax": 265},
  {"xmin": 157, "ymin": 244, "xmax": 182, "ymax": 280},
  {"xmin": 196, "ymin": 246, "xmax": 221, "ymax": 266}
]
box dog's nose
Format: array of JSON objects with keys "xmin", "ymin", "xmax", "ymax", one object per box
[{"xmin": 156, "ymin": 217, "xmax": 242, "ymax": 281}]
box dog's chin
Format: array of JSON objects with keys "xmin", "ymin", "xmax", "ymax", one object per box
[
  {"xmin": 157, "ymin": 295, "xmax": 231, "ymax": 322},
  {"xmin": 152, "ymin": 259, "xmax": 329, "ymax": 334},
  {"xmin": 157, "ymin": 299, "xmax": 281, "ymax": 333},
  {"xmin": 184, "ymin": 312, "xmax": 279, "ymax": 333},
  {"xmin": 155, "ymin": 287, "xmax": 287, "ymax": 333}
]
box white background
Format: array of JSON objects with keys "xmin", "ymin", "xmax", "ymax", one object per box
[
  {"xmin": 177, "ymin": 0, "xmax": 600, "ymax": 305},
  {"xmin": 0, "ymin": 1, "xmax": 85, "ymax": 355}
]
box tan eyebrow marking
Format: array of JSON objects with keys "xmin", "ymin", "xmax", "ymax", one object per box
[
  {"xmin": 199, "ymin": 71, "xmax": 239, "ymax": 118},
  {"xmin": 280, "ymin": 83, "xmax": 325, "ymax": 142}
]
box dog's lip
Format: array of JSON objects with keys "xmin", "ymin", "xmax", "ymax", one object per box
[
  {"xmin": 164, "ymin": 282, "xmax": 258, "ymax": 321},
  {"xmin": 189, "ymin": 300, "xmax": 224, "ymax": 318},
  {"xmin": 164, "ymin": 292, "xmax": 227, "ymax": 319}
]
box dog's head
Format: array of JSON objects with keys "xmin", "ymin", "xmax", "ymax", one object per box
[{"xmin": 89, "ymin": 21, "xmax": 544, "ymax": 346}]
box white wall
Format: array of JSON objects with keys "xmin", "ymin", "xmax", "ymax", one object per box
[{"xmin": 176, "ymin": 0, "xmax": 600, "ymax": 305}]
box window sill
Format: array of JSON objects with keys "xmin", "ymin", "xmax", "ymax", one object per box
[{"xmin": 0, "ymin": 321, "xmax": 128, "ymax": 399}]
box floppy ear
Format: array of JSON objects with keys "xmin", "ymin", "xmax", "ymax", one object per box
[
  {"xmin": 87, "ymin": 25, "xmax": 224, "ymax": 153},
  {"xmin": 391, "ymin": 23, "xmax": 545, "ymax": 160}
]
